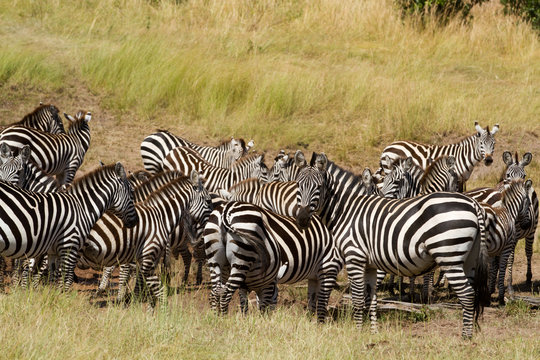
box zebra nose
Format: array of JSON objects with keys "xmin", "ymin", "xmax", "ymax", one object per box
[
  {"xmin": 484, "ymin": 155, "xmax": 493, "ymax": 166},
  {"xmin": 296, "ymin": 206, "xmax": 311, "ymax": 230}
]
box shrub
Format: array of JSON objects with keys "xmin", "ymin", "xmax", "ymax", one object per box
[
  {"xmin": 396, "ymin": 0, "xmax": 488, "ymax": 23},
  {"xmin": 501, "ymin": 0, "xmax": 540, "ymax": 31}
]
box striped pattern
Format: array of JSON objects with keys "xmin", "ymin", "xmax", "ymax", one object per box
[
  {"xmin": 140, "ymin": 130, "xmax": 254, "ymax": 173},
  {"xmin": 203, "ymin": 201, "xmax": 338, "ymax": 318},
  {"xmin": 296, "ymin": 154, "xmax": 490, "ymax": 338},
  {"xmin": 162, "ymin": 146, "xmax": 268, "ymax": 192},
  {"xmin": 0, "ymin": 103, "xmax": 65, "ymax": 134},
  {"xmin": 379, "ymin": 122, "xmax": 499, "ymax": 184},
  {"xmin": 0, "ymin": 111, "xmax": 92, "ymax": 185},
  {"xmin": 268, "ymin": 150, "xmax": 306, "ymax": 182},
  {"xmin": 80, "ymin": 172, "xmax": 211, "ymax": 307},
  {"xmin": 0, "ymin": 163, "xmax": 138, "ymax": 290}
]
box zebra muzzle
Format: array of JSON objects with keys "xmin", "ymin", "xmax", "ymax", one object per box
[
  {"xmin": 296, "ymin": 206, "xmax": 311, "ymax": 230},
  {"xmin": 484, "ymin": 155, "xmax": 493, "ymax": 166}
]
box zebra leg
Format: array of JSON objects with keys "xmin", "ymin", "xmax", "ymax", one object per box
[
  {"xmin": 19, "ymin": 259, "xmax": 32, "ymax": 288},
  {"xmin": 409, "ymin": 276, "xmax": 416, "ymax": 302},
  {"xmin": 143, "ymin": 272, "xmax": 167, "ymax": 312},
  {"xmin": 387, "ymin": 274, "xmax": 395, "ymax": 295},
  {"xmin": 32, "ymin": 256, "xmax": 50, "ymax": 287},
  {"xmin": 209, "ymin": 267, "xmax": 223, "ymax": 313},
  {"xmin": 489, "ymin": 256, "xmax": 499, "ymax": 295},
  {"xmin": 257, "ymin": 283, "xmax": 278, "ymax": 313},
  {"xmin": 497, "ymin": 243, "xmax": 515, "ymax": 305},
  {"xmin": 57, "ymin": 247, "xmax": 79, "ymax": 291},
  {"xmin": 307, "ymin": 278, "xmax": 321, "ymax": 314},
  {"xmin": 525, "ymin": 234, "xmax": 534, "ymax": 286},
  {"xmin": 316, "ymin": 263, "xmax": 340, "ymax": 323},
  {"xmin": 11, "ymin": 259, "xmax": 21, "ymax": 286},
  {"xmin": 434, "ymin": 270, "xmax": 445, "ymax": 287},
  {"xmin": 220, "ymin": 267, "xmax": 248, "ymax": 315},
  {"xmin": 422, "ymin": 271, "xmax": 435, "ymax": 304},
  {"xmin": 196, "ymin": 260, "xmax": 204, "ymax": 286},
  {"xmin": 365, "ymin": 268, "xmax": 379, "ymax": 334},
  {"xmin": 176, "ymin": 245, "xmax": 192, "ymax": 285},
  {"xmin": 506, "ymin": 248, "xmax": 516, "ymax": 298},
  {"xmin": 445, "ymin": 268, "xmax": 476, "ymax": 338},
  {"xmin": 346, "ymin": 260, "xmax": 367, "ymax": 328},
  {"xmin": 194, "ymin": 244, "xmax": 206, "ymax": 285},
  {"xmin": 117, "ymin": 264, "xmax": 134, "ymax": 303},
  {"xmin": 97, "ymin": 266, "xmax": 115, "ymax": 296},
  {"xmin": 239, "ymin": 287, "xmax": 249, "ymax": 314}
]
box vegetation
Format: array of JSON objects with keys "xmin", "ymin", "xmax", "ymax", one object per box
[
  {"xmin": 0, "ymin": 1, "xmax": 539, "ymax": 358},
  {"xmin": 396, "ymin": 0, "xmax": 489, "ymax": 22},
  {"xmin": 501, "ymin": 0, "xmax": 540, "ymax": 30}
]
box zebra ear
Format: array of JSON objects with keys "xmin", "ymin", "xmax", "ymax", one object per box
[
  {"xmin": 99, "ymin": 160, "xmax": 105, "ymax": 167},
  {"xmin": 446, "ymin": 156, "xmax": 456, "ymax": 169},
  {"xmin": 190, "ymin": 170, "xmax": 203, "ymax": 191},
  {"xmin": 362, "ymin": 168, "xmax": 373, "ymax": 185},
  {"xmin": 491, "ymin": 124, "xmax": 499, "ymax": 135},
  {"xmin": 315, "ymin": 153, "xmax": 328, "ymax": 172},
  {"xmin": 84, "ymin": 112, "xmax": 92, "ymax": 122},
  {"xmin": 403, "ymin": 157, "xmax": 413, "ymax": 171},
  {"xmin": 475, "ymin": 121, "xmax": 483, "ymax": 135},
  {"xmin": 20, "ymin": 145, "xmax": 31, "ymax": 162},
  {"xmin": 521, "ymin": 152, "xmax": 532, "ymax": 167},
  {"xmin": 385, "ymin": 156, "xmax": 393, "ymax": 168},
  {"xmin": 64, "ymin": 113, "xmax": 76, "ymax": 123},
  {"xmin": 246, "ymin": 139, "xmax": 254, "ymax": 150},
  {"xmin": 502, "ymin": 151, "xmax": 513, "ymax": 166},
  {"xmin": 137, "ymin": 172, "xmax": 150, "ymax": 182},
  {"xmin": 114, "ymin": 162, "xmax": 127, "ymax": 180},
  {"xmin": 0, "ymin": 142, "xmax": 11, "ymax": 159},
  {"xmin": 294, "ymin": 150, "xmax": 306, "ymax": 168},
  {"xmin": 525, "ymin": 179, "xmax": 533, "ymax": 192}
]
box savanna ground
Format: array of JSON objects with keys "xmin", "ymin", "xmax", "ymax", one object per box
[{"xmin": 0, "ymin": 0, "xmax": 539, "ymax": 358}]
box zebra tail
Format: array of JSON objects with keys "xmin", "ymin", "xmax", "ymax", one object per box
[
  {"xmin": 473, "ymin": 201, "xmax": 490, "ymax": 324},
  {"xmin": 222, "ymin": 220, "xmax": 270, "ymax": 276}
]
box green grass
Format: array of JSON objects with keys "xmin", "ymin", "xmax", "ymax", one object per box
[{"xmin": 0, "ymin": 287, "xmax": 538, "ymax": 360}]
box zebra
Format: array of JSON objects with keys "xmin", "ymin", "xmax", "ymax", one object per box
[
  {"xmin": 0, "ymin": 110, "xmax": 92, "ymax": 185},
  {"xmin": 268, "ymin": 150, "xmax": 306, "ymax": 182},
  {"xmin": 140, "ymin": 130, "xmax": 254, "ymax": 173},
  {"xmin": 0, "ymin": 103, "xmax": 65, "ymax": 134},
  {"xmin": 203, "ymin": 200, "xmax": 339, "ymax": 318},
  {"xmin": 161, "ymin": 146, "xmax": 268, "ymax": 192},
  {"xmin": 0, "ymin": 143, "xmax": 32, "ymax": 187},
  {"xmin": 378, "ymin": 155, "xmax": 461, "ymax": 300},
  {"xmin": 465, "ymin": 151, "xmax": 538, "ymax": 291},
  {"xmin": 295, "ymin": 152, "xmax": 490, "ymax": 338},
  {"xmin": 80, "ymin": 171, "xmax": 212, "ymax": 308},
  {"xmin": 96, "ymin": 170, "xmax": 207, "ymax": 295},
  {"xmin": 0, "ymin": 163, "xmax": 138, "ymax": 290},
  {"xmin": 500, "ymin": 151, "xmax": 532, "ymax": 182},
  {"xmin": 379, "ymin": 122, "xmax": 499, "ymax": 187},
  {"xmin": 481, "ymin": 179, "xmax": 532, "ymax": 305}
]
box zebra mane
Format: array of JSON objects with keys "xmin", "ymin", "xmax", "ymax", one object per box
[
  {"xmin": 311, "ymin": 152, "xmax": 364, "ymax": 197},
  {"xmin": 133, "ymin": 170, "xmax": 184, "ymax": 200},
  {"xmin": 500, "ymin": 178, "xmax": 526, "ymax": 205},
  {"xmin": 69, "ymin": 164, "xmax": 120, "ymax": 188},
  {"xmin": 227, "ymin": 177, "xmax": 263, "ymax": 191},
  {"xmin": 231, "ymin": 152, "xmax": 266, "ymax": 170},
  {"xmin": 177, "ymin": 146, "xmax": 213, "ymax": 167},
  {"xmin": 18, "ymin": 104, "xmax": 59, "ymax": 124},
  {"xmin": 142, "ymin": 176, "xmax": 192, "ymax": 206}
]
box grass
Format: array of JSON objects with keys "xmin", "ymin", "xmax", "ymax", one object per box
[
  {"xmin": 0, "ymin": 284, "xmax": 538, "ymax": 360},
  {"xmin": 0, "ymin": 1, "xmax": 539, "ymax": 358}
]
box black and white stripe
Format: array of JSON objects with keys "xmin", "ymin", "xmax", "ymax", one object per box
[
  {"xmin": 140, "ymin": 130, "xmax": 254, "ymax": 173},
  {"xmin": 379, "ymin": 122, "xmax": 499, "ymax": 185},
  {"xmin": 0, "ymin": 110, "xmax": 92, "ymax": 185},
  {"xmin": 80, "ymin": 171, "xmax": 211, "ymax": 308},
  {"xmin": 296, "ymin": 153, "xmax": 490, "ymax": 338},
  {"xmin": 1, "ymin": 103, "xmax": 65, "ymax": 134},
  {"xmin": 268, "ymin": 150, "xmax": 306, "ymax": 182},
  {"xmin": 203, "ymin": 201, "xmax": 338, "ymax": 318},
  {"xmin": 0, "ymin": 163, "xmax": 138, "ymax": 290},
  {"xmin": 162, "ymin": 146, "xmax": 268, "ymax": 192}
]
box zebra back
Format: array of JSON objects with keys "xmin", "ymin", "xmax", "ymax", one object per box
[
  {"xmin": 379, "ymin": 122, "xmax": 499, "ymax": 183},
  {"xmin": 162, "ymin": 146, "xmax": 267, "ymax": 192},
  {"xmin": 140, "ymin": 130, "xmax": 254, "ymax": 173},
  {"xmin": 0, "ymin": 110, "xmax": 92, "ymax": 184},
  {"xmin": 1, "ymin": 103, "xmax": 65, "ymax": 134}
]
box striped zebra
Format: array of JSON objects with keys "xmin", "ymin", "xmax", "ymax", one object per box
[
  {"xmin": 0, "ymin": 163, "xmax": 138, "ymax": 290},
  {"xmin": 96, "ymin": 170, "xmax": 207, "ymax": 295},
  {"xmin": 379, "ymin": 155, "xmax": 460, "ymax": 300},
  {"xmin": 0, "ymin": 110, "xmax": 92, "ymax": 185},
  {"xmin": 0, "ymin": 103, "xmax": 65, "ymax": 134},
  {"xmin": 482, "ymin": 179, "xmax": 532, "ymax": 305},
  {"xmin": 203, "ymin": 200, "xmax": 339, "ymax": 317},
  {"xmin": 80, "ymin": 171, "xmax": 212, "ymax": 308},
  {"xmin": 140, "ymin": 130, "xmax": 254, "ymax": 173},
  {"xmin": 268, "ymin": 150, "xmax": 306, "ymax": 182},
  {"xmin": 379, "ymin": 122, "xmax": 499, "ymax": 186},
  {"xmin": 296, "ymin": 153, "xmax": 490, "ymax": 338},
  {"xmin": 162, "ymin": 146, "xmax": 268, "ymax": 192},
  {"xmin": 500, "ymin": 151, "xmax": 531, "ymax": 181},
  {"xmin": 466, "ymin": 151, "xmax": 538, "ymax": 291}
]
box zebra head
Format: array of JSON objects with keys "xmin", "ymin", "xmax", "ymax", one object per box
[
  {"xmin": 501, "ymin": 151, "xmax": 532, "ymax": 182},
  {"xmin": 0, "ymin": 143, "xmax": 31, "ymax": 187},
  {"xmin": 269, "ymin": 150, "xmax": 287, "ymax": 182},
  {"xmin": 187, "ymin": 170, "xmax": 213, "ymax": 240},
  {"xmin": 420, "ymin": 155, "xmax": 461, "ymax": 193},
  {"xmin": 475, "ymin": 122, "xmax": 499, "ymax": 166},
  {"xmin": 380, "ymin": 156, "xmax": 414, "ymax": 199},
  {"xmin": 362, "ymin": 168, "xmax": 382, "ymax": 196},
  {"xmin": 295, "ymin": 152, "xmax": 329, "ymax": 229},
  {"xmin": 502, "ymin": 179, "xmax": 533, "ymax": 230},
  {"xmin": 108, "ymin": 162, "xmax": 139, "ymax": 228}
]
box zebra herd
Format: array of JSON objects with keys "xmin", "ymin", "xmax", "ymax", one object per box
[{"xmin": 0, "ymin": 104, "xmax": 537, "ymax": 339}]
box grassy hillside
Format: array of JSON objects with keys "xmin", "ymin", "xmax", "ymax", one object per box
[{"xmin": 0, "ymin": 1, "xmax": 539, "ymax": 358}]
